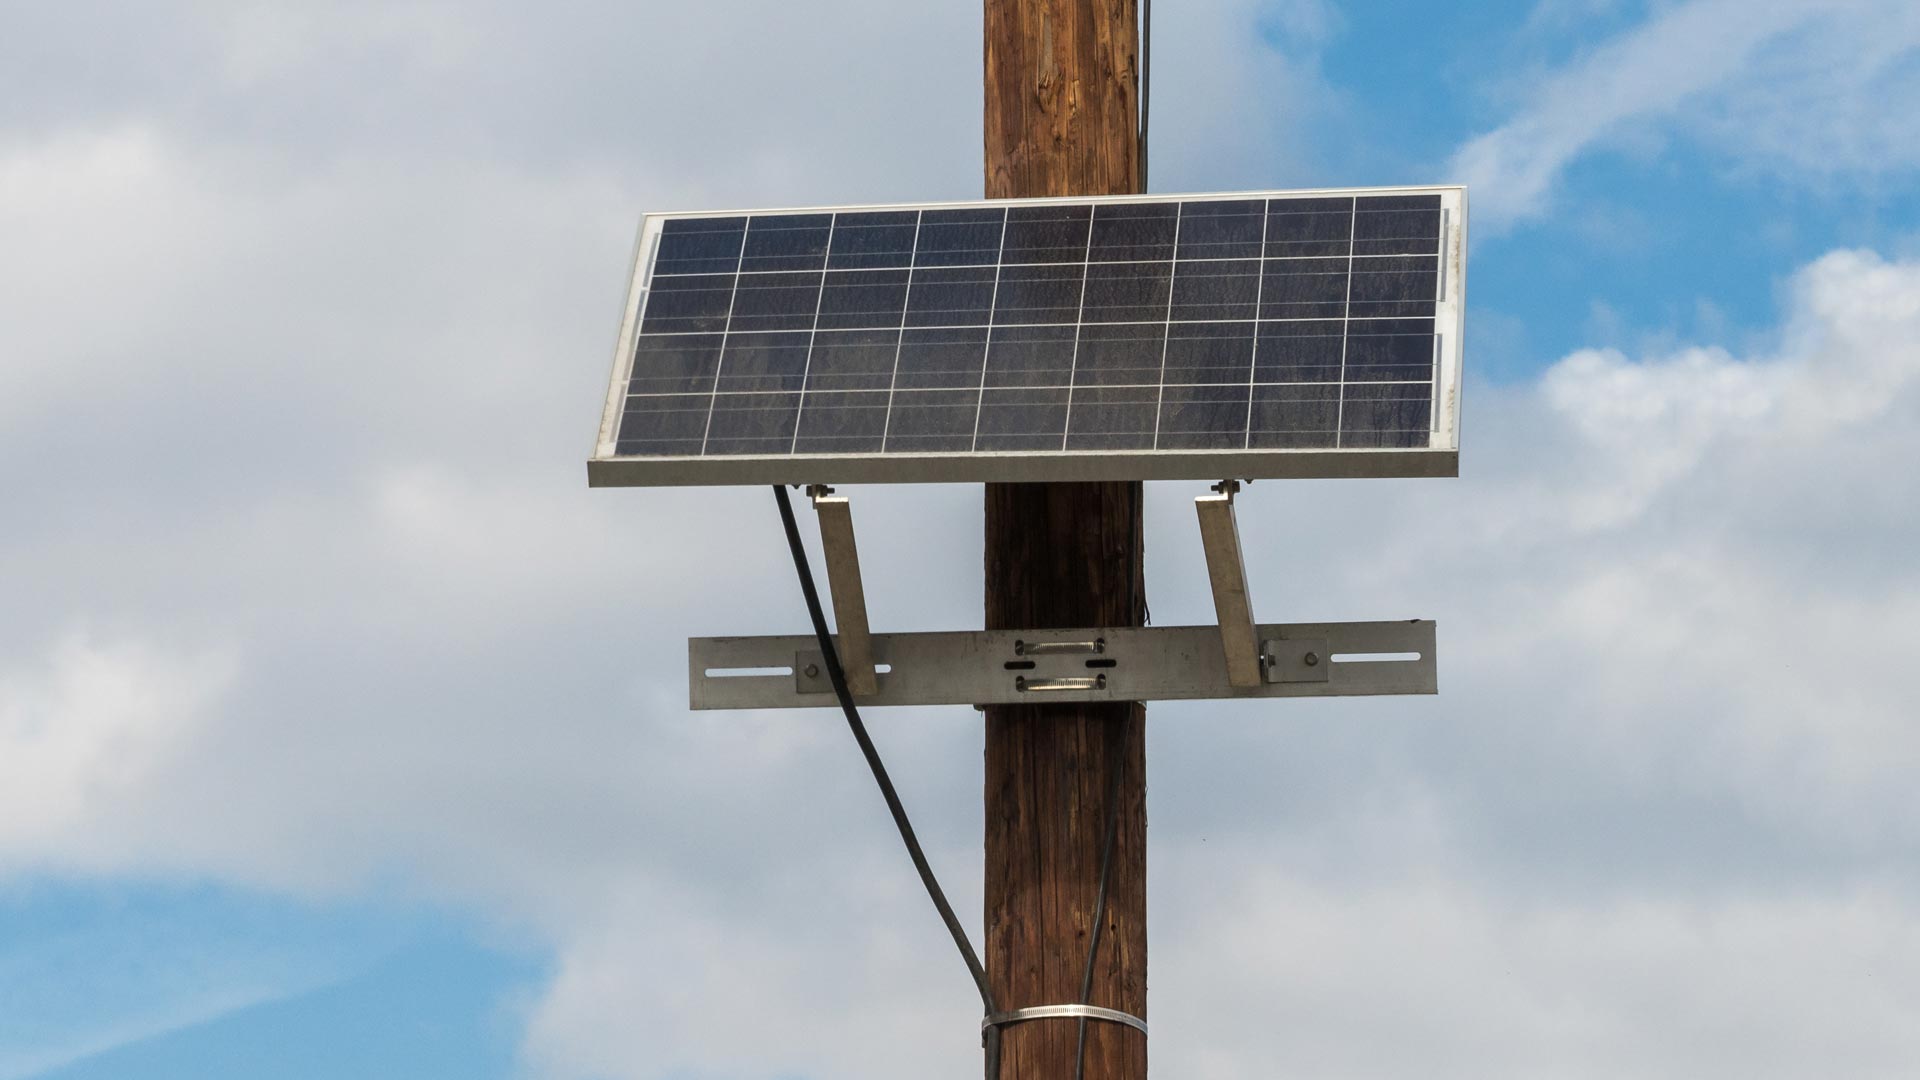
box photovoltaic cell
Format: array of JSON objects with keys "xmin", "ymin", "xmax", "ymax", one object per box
[{"xmin": 597, "ymin": 187, "xmax": 1463, "ymax": 485}]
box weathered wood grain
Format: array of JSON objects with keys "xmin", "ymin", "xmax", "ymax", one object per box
[{"xmin": 984, "ymin": 2, "xmax": 1146, "ymax": 1076}]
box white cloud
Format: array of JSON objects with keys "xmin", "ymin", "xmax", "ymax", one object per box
[
  {"xmin": 1141, "ymin": 0, "xmax": 1342, "ymax": 190},
  {"xmin": 1412, "ymin": 257, "xmax": 1918, "ymax": 848},
  {"xmin": 520, "ymin": 858, "xmax": 985, "ymax": 1080},
  {"xmin": 1452, "ymin": 0, "xmax": 1920, "ymax": 229},
  {"xmin": 0, "ymin": 127, "xmax": 236, "ymax": 420},
  {"xmin": 1154, "ymin": 869, "xmax": 1920, "ymax": 1080},
  {"xmin": 0, "ymin": 633, "xmax": 235, "ymax": 865}
]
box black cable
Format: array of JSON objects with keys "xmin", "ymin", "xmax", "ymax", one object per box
[
  {"xmin": 1139, "ymin": 0, "xmax": 1151, "ymax": 192},
  {"xmin": 1072, "ymin": 721, "xmax": 1127, "ymax": 1080},
  {"xmin": 770, "ymin": 485, "xmax": 1002, "ymax": 1078}
]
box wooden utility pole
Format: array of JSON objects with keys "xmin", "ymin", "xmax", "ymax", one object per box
[{"xmin": 983, "ymin": 2, "xmax": 1146, "ymax": 1078}]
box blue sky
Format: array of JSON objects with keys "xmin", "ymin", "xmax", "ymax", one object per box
[
  {"xmin": 3, "ymin": 1, "xmax": 1919, "ymax": 1078},
  {"xmin": 1, "ymin": 883, "xmax": 539, "ymax": 1080}
]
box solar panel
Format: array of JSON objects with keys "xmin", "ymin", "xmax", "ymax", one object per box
[{"xmin": 590, "ymin": 187, "xmax": 1465, "ymax": 487}]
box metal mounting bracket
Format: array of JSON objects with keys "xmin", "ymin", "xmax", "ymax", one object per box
[
  {"xmin": 689, "ymin": 620, "xmax": 1435, "ymax": 710},
  {"xmin": 1196, "ymin": 479, "xmax": 1262, "ymax": 688},
  {"xmin": 981, "ymin": 1003, "xmax": 1148, "ymax": 1043},
  {"xmin": 806, "ymin": 485, "xmax": 877, "ymax": 697}
]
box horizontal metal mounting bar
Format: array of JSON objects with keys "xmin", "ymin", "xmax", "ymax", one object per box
[{"xmin": 689, "ymin": 621, "xmax": 1436, "ymax": 710}]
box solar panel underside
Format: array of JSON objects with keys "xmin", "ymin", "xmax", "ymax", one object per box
[{"xmin": 590, "ymin": 188, "xmax": 1464, "ymax": 486}]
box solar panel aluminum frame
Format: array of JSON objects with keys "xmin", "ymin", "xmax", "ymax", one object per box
[{"xmin": 589, "ymin": 186, "xmax": 1466, "ymax": 487}]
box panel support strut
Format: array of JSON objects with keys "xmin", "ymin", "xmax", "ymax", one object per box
[
  {"xmin": 1196, "ymin": 480, "xmax": 1262, "ymax": 688},
  {"xmin": 807, "ymin": 485, "xmax": 878, "ymax": 697}
]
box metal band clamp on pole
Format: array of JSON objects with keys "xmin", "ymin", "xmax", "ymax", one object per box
[{"xmin": 980, "ymin": 1003, "xmax": 1149, "ymax": 1045}]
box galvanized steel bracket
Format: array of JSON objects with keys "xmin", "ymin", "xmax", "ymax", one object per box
[
  {"xmin": 805, "ymin": 484, "xmax": 878, "ymax": 698},
  {"xmin": 690, "ymin": 620, "xmax": 1435, "ymax": 710}
]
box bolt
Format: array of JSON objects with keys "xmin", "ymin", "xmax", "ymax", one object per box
[
  {"xmin": 1303, "ymin": 652, "xmax": 1319, "ymax": 666},
  {"xmin": 804, "ymin": 663, "xmax": 820, "ymax": 678}
]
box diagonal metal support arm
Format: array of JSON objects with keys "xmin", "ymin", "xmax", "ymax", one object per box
[
  {"xmin": 807, "ymin": 485, "xmax": 879, "ymax": 697},
  {"xmin": 1196, "ymin": 480, "xmax": 1262, "ymax": 688}
]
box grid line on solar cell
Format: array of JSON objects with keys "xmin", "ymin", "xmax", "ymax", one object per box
[
  {"xmin": 1243, "ymin": 198, "xmax": 1278, "ymax": 448},
  {"xmin": 630, "ymin": 314, "xmax": 1443, "ymax": 337},
  {"xmin": 1060, "ymin": 202, "xmax": 1100, "ymax": 449},
  {"xmin": 650, "ymin": 251, "xmax": 1435, "ymax": 278},
  {"xmin": 643, "ymin": 379, "xmax": 1432, "ymax": 394},
  {"xmin": 615, "ymin": 193, "xmax": 1447, "ymax": 460},
  {"xmin": 691, "ymin": 225, "xmax": 748, "ymax": 456},
  {"xmin": 1334, "ymin": 198, "xmax": 1358, "ymax": 448},
  {"xmin": 1149, "ymin": 203, "xmax": 1185, "ymax": 448},
  {"xmin": 967, "ymin": 208, "xmax": 1012, "ymax": 452},
  {"xmin": 788, "ymin": 215, "xmax": 838, "ymax": 453},
  {"xmin": 878, "ymin": 209, "xmax": 924, "ymax": 450}
]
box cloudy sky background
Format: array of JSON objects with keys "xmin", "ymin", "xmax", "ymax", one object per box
[{"xmin": 4, "ymin": 0, "xmax": 1920, "ymax": 1077}]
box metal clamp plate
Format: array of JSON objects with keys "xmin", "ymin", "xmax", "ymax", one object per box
[
  {"xmin": 981, "ymin": 1003, "xmax": 1148, "ymax": 1040},
  {"xmin": 1262, "ymin": 637, "xmax": 1331, "ymax": 683}
]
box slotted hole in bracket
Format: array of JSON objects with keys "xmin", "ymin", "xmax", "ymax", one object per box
[
  {"xmin": 705, "ymin": 666, "xmax": 794, "ymax": 678},
  {"xmin": 1085, "ymin": 658, "xmax": 1118, "ymax": 669},
  {"xmin": 1004, "ymin": 660, "xmax": 1037, "ymax": 671},
  {"xmin": 1330, "ymin": 652, "xmax": 1421, "ymax": 663}
]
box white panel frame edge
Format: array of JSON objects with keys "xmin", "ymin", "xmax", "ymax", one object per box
[{"xmin": 589, "ymin": 186, "xmax": 1466, "ymax": 488}]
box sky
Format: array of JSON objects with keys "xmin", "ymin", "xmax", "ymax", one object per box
[{"xmin": 3, "ymin": 0, "xmax": 1919, "ymax": 1077}]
